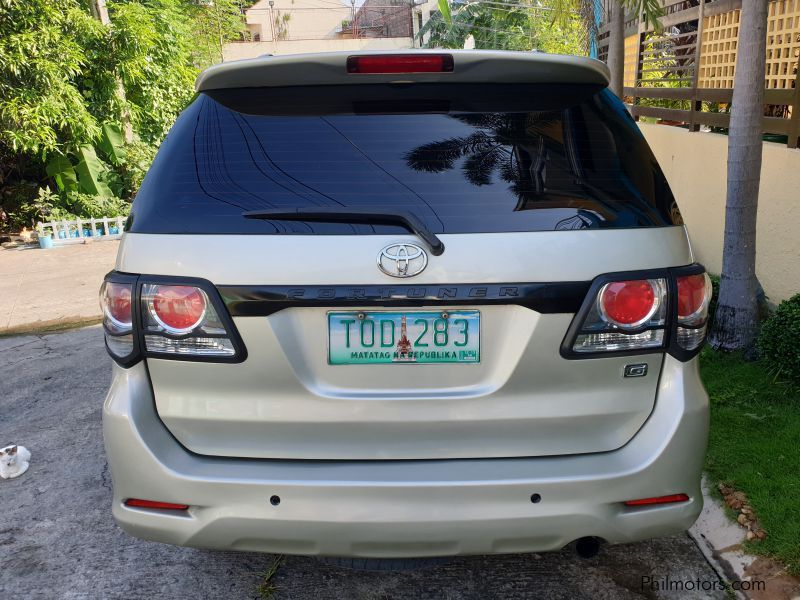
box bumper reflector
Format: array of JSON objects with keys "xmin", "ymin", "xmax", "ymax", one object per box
[
  {"xmin": 624, "ymin": 493, "xmax": 689, "ymax": 507},
  {"xmin": 124, "ymin": 499, "xmax": 190, "ymax": 511}
]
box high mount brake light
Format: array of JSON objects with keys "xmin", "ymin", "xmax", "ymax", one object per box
[
  {"xmin": 99, "ymin": 274, "xmax": 246, "ymax": 366},
  {"xmin": 562, "ymin": 266, "xmax": 711, "ymax": 360},
  {"xmin": 346, "ymin": 54, "xmax": 454, "ymax": 74}
]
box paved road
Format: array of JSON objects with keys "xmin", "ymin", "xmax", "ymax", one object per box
[
  {"xmin": 1, "ymin": 327, "xmax": 726, "ymax": 600},
  {"xmin": 0, "ymin": 241, "xmax": 118, "ymax": 335}
]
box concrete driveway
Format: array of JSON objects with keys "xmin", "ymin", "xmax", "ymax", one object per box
[
  {"xmin": 0, "ymin": 241, "xmax": 118, "ymax": 335},
  {"xmin": 0, "ymin": 326, "xmax": 726, "ymax": 600}
]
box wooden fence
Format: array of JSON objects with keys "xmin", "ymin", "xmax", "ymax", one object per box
[
  {"xmin": 597, "ymin": 0, "xmax": 800, "ymax": 148},
  {"xmin": 37, "ymin": 216, "xmax": 126, "ymax": 246}
]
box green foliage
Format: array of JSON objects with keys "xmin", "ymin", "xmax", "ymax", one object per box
[
  {"xmin": 15, "ymin": 186, "xmax": 129, "ymax": 226},
  {"xmin": 701, "ymin": 350, "xmax": 800, "ymax": 573},
  {"xmin": 8, "ymin": 125, "xmax": 158, "ymax": 226},
  {"xmin": 189, "ymin": 0, "xmax": 251, "ymax": 68},
  {"xmin": 16, "ymin": 187, "xmax": 75, "ymax": 224},
  {"xmin": 419, "ymin": 1, "xmax": 583, "ymax": 54},
  {"xmin": 74, "ymin": 145, "xmax": 116, "ymax": 197},
  {"xmin": 66, "ymin": 192, "xmax": 129, "ymax": 219},
  {"xmin": 116, "ymin": 140, "xmax": 157, "ymax": 198},
  {"xmin": 421, "ymin": 1, "xmax": 664, "ymax": 55},
  {"xmin": 0, "ymin": 0, "xmax": 102, "ymax": 155},
  {"xmin": 255, "ymin": 555, "xmax": 284, "ymax": 600},
  {"xmin": 0, "ymin": 0, "xmax": 248, "ymax": 231},
  {"xmin": 757, "ymin": 294, "xmax": 800, "ymax": 383},
  {"xmin": 102, "ymin": 0, "xmax": 200, "ymax": 144},
  {"xmin": 46, "ymin": 155, "xmax": 78, "ymax": 193},
  {"xmin": 437, "ymin": 0, "xmax": 452, "ymax": 25},
  {"xmin": 98, "ymin": 123, "xmax": 126, "ymax": 166}
]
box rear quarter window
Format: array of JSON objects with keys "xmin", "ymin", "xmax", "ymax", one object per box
[{"xmin": 128, "ymin": 83, "xmax": 680, "ymax": 235}]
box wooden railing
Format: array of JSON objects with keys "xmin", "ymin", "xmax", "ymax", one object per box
[
  {"xmin": 624, "ymin": 87, "xmax": 800, "ymax": 147},
  {"xmin": 598, "ymin": 0, "xmax": 800, "ymax": 148}
]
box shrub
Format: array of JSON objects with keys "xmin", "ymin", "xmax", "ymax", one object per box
[
  {"xmin": 11, "ymin": 187, "xmax": 77, "ymax": 225},
  {"xmin": 757, "ymin": 294, "xmax": 800, "ymax": 382},
  {"xmin": 66, "ymin": 192, "xmax": 129, "ymax": 219},
  {"xmin": 10, "ymin": 187, "xmax": 129, "ymax": 227},
  {"xmin": 117, "ymin": 141, "xmax": 157, "ymax": 198}
]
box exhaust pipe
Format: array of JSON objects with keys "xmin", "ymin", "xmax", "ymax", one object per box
[{"xmin": 574, "ymin": 536, "xmax": 602, "ymax": 559}]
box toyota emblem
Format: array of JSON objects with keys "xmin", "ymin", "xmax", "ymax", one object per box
[{"xmin": 377, "ymin": 243, "xmax": 428, "ymax": 278}]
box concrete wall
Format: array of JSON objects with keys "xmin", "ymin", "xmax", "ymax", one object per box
[
  {"xmin": 231, "ymin": 0, "xmax": 413, "ymax": 59},
  {"xmin": 223, "ymin": 37, "xmax": 412, "ymax": 61},
  {"xmin": 411, "ymin": 0, "xmax": 437, "ymax": 47},
  {"xmin": 243, "ymin": 0, "xmax": 347, "ymax": 43},
  {"xmin": 639, "ymin": 123, "xmax": 800, "ymax": 302}
]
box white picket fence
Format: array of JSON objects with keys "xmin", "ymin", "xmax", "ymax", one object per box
[{"xmin": 37, "ymin": 216, "xmax": 126, "ymax": 246}]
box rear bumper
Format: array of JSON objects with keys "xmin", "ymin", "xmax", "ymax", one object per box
[{"xmin": 103, "ymin": 356, "xmax": 708, "ymax": 557}]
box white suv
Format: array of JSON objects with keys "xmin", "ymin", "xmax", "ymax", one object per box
[{"xmin": 101, "ymin": 50, "xmax": 712, "ymax": 561}]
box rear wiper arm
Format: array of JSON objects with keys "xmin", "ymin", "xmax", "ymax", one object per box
[{"xmin": 243, "ymin": 207, "xmax": 445, "ymax": 256}]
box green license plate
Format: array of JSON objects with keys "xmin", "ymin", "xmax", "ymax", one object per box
[{"xmin": 328, "ymin": 310, "xmax": 480, "ymax": 365}]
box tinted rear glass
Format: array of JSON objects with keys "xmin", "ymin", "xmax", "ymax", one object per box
[{"xmin": 129, "ymin": 83, "xmax": 680, "ymax": 235}]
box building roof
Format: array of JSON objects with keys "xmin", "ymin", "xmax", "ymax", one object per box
[{"xmin": 195, "ymin": 49, "xmax": 610, "ymax": 91}]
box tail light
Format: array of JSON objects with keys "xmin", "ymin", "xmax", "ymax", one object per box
[
  {"xmin": 346, "ymin": 54, "xmax": 454, "ymax": 74},
  {"xmin": 141, "ymin": 283, "xmax": 238, "ymax": 357},
  {"xmin": 562, "ymin": 265, "xmax": 711, "ymax": 360},
  {"xmin": 598, "ymin": 280, "xmax": 661, "ymax": 327},
  {"xmin": 100, "ymin": 274, "xmax": 246, "ymax": 367},
  {"xmin": 100, "ymin": 278, "xmax": 136, "ymax": 363},
  {"xmin": 147, "ymin": 285, "xmax": 207, "ymax": 334},
  {"xmin": 675, "ymin": 273, "xmax": 712, "ymax": 351},
  {"xmin": 571, "ymin": 277, "xmax": 667, "ymax": 354}
]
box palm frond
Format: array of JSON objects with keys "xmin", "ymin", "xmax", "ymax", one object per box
[{"xmin": 463, "ymin": 146, "xmax": 502, "ymax": 185}]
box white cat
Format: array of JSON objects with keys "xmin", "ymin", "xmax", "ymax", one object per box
[{"xmin": 0, "ymin": 445, "xmax": 31, "ymax": 479}]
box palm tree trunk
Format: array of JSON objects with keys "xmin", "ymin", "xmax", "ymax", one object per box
[
  {"xmin": 708, "ymin": 0, "xmax": 769, "ymax": 351},
  {"xmin": 606, "ymin": 1, "xmax": 625, "ymax": 97}
]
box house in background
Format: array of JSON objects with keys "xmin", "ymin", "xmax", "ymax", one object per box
[
  {"xmin": 224, "ymin": 0, "xmax": 419, "ymax": 61},
  {"xmin": 409, "ymin": 0, "xmax": 437, "ymax": 47},
  {"xmin": 349, "ymin": 0, "xmax": 414, "ymax": 39}
]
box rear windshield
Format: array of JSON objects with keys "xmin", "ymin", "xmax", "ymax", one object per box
[{"xmin": 129, "ymin": 83, "xmax": 681, "ymax": 235}]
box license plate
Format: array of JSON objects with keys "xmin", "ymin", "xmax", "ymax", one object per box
[{"xmin": 328, "ymin": 310, "xmax": 480, "ymax": 365}]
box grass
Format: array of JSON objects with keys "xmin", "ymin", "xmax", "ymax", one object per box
[
  {"xmin": 255, "ymin": 555, "xmax": 284, "ymax": 600},
  {"xmin": 700, "ymin": 349, "xmax": 800, "ymax": 574},
  {"xmin": 0, "ymin": 316, "xmax": 102, "ymax": 337}
]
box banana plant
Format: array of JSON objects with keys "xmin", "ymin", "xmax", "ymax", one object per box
[
  {"xmin": 45, "ymin": 122, "xmax": 126, "ymax": 197},
  {"xmin": 97, "ymin": 123, "xmax": 127, "ymax": 166},
  {"xmin": 45, "ymin": 155, "xmax": 78, "ymax": 194}
]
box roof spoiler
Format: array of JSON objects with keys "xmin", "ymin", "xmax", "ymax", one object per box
[{"xmin": 196, "ymin": 50, "xmax": 610, "ymax": 92}]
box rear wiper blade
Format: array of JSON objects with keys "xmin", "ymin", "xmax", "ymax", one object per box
[{"xmin": 243, "ymin": 207, "xmax": 445, "ymax": 256}]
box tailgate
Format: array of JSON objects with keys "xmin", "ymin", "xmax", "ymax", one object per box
[{"xmin": 120, "ymin": 228, "xmax": 690, "ymax": 459}]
